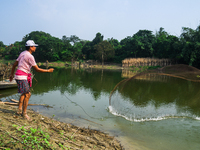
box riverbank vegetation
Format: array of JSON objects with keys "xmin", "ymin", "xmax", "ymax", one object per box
[
  {"xmin": 1, "ymin": 25, "xmax": 200, "ymax": 68},
  {"xmin": 0, "ymin": 104, "xmax": 123, "ymax": 150}
]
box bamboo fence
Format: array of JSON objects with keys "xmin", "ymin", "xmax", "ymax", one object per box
[{"xmin": 122, "ymin": 58, "xmax": 172, "ymax": 67}]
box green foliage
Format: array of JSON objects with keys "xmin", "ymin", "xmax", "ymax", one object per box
[
  {"xmin": 180, "ymin": 26, "xmax": 200, "ymax": 67},
  {"xmin": 0, "ymin": 41, "xmax": 5, "ymax": 47},
  {"xmin": 82, "ymin": 41, "xmax": 93, "ymax": 59},
  {"xmin": 71, "ymin": 42, "xmax": 83, "ymax": 60},
  {"xmin": 1, "ymin": 24, "xmax": 200, "ymax": 68},
  {"xmin": 92, "ymin": 32, "xmax": 103, "ymax": 45},
  {"xmin": 0, "ymin": 125, "xmax": 54, "ymax": 149},
  {"xmin": 94, "ymin": 40, "xmax": 115, "ymax": 65},
  {"xmin": 133, "ymin": 30, "xmax": 155, "ymax": 57},
  {"xmin": 81, "ymin": 33, "xmax": 104, "ymax": 60},
  {"xmin": 61, "ymin": 49, "xmax": 73, "ymax": 61}
]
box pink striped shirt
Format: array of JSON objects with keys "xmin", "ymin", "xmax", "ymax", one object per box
[{"xmin": 15, "ymin": 50, "xmax": 37, "ymax": 80}]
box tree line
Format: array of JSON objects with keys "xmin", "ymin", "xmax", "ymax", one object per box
[{"xmin": 0, "ymin": 25, "xmax": 200, "ymax": 68}]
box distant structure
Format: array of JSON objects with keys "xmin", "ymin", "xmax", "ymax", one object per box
[{"xmin": 122, "ymin": 58, "xmax": 172, "ymax": 67}]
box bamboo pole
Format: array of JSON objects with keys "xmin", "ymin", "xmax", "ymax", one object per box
[{"xmin": 0, "ymin": 99, "xmax": 49, "ymax": 106}]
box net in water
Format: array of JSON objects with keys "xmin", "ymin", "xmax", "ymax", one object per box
[{"xmin": 109, "ymin": 64, "xmax": 200, "ymax": 122}]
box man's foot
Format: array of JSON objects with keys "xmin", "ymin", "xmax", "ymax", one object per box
[
  {"xmin": 16, "ymin": 109, "xmax": 22, "ymax": 116},
  {"xmin": 23, "ymin": 113, "xmax": 32, "ymax": 121}
]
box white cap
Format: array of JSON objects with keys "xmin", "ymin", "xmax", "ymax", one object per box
[{"xmin": 25, "ymin": 40, "xmax": 38, "ymax": 46}]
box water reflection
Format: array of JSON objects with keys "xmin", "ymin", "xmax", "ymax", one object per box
[
  {"xmin": 32, "ymin": 67, "xmax": 123, "ymax": 100},
  {"xmin": 0, "ymin": 88, "xmax": 17, "ymax": 98},
  {"xmin": 110, "ymin": 74, "xmax": 200, "ymax": 121}
]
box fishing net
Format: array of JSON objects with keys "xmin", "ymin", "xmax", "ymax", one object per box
[{"xmin": 109, "ymin": 64, "xmax": 200, "ymax": 122}]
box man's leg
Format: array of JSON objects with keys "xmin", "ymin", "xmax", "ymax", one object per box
[
  {"xmin": 22, "ymin": 92, "xmax": 31, "ymax": 120},
  {"xmin": 18, "ymin": 94, "xmax": 25, "ymax": 114}
]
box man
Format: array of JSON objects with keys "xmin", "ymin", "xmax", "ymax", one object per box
[{"xmin": 10, "ymin": 40, "xmax": 54, "ymax": 120}]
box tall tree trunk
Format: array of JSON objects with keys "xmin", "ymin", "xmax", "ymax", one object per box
[
  {"xmin": 79, "ymin": 61, "xmax": 81, "ymax": 69},
  {"xmin": 71, "ymin": 58, "xmax": 74, "ymax": 66}
]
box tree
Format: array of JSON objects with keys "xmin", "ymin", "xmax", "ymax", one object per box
[
  {"xmin": 0, "ymin": 41, "xmax": 5, "ymax": 47},
  {"xmin": 82, "ymin": 32, "xmax": 104, "ymax": 60},
  {"xmin": 119, "ymin": 36, "xmax": 132, "ymax": 59},
  {"xmin": 108, "ymin": 38, "xmax": 119, "ymax": 48},
  {"xmin": 94, "ymin": 41, "xmax": 115, "ymax": 67},
  {"xmin": 82, "ymin": 41, "xmax": 93, "ymax": 59},
  {"xmin": 72, "ymin": 42, "xmax": 83, "ymax": 60},
  {"xmin": 133, "ymin": 30, "xmax": 155, "ymax": 57},
  {"xmin": 62, "ymin": 36, "xmax": 72, "ymax": 49},
  {"xmin": 153, "ymin": 27, "xmax": 182, "ymax": 62},
  {"xmin": 61, "ymin": 49, "xmax": 72, "ymax": 61},
  {"xmin": 68, "ymin": 35, "xmax": 82, "ymax": 63},
  {"xmin": 69, "ymin": 35, "xmax": 80, "ymax": 45},
  {"xmin": 0, "ymin": 47, "xmax": 4, "ymax": 58},
  {"xmin": 108, "ymin": 38, "xmax": 122, "ymax": 63},
  {"xmin": 180, "ymin": 27, "xmax": 200, "ymax": 66},
  {"xmin": 92, "ymin": 32, "xmax": 103, "ymax": 45},
  {"xmin": 0, "ymin": 41, "xmax": 5, "ymax": 58},
  {"xmin": 153, "ymin": 27, "xmax": 170, "ymax": 58},
  {"xmin": 22, "ymin": 31, "xmax": 64, "ymax": 61}
]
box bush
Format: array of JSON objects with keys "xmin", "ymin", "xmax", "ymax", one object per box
[{"xmin": 4, "ymin": 55, "xmax": 10, "ymax": 60}]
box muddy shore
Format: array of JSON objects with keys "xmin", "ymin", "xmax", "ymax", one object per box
[{"xmin": 0, "ymin": 103, "xmax": 123, "ymax": 150}]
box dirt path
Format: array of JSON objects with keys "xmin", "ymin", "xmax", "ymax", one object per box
[{"xmin": 0, "ymin": 104, "xmax": 123, "ymax": 150}]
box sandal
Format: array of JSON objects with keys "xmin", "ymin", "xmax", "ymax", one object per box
[{"xmin": 23, "ymin": 113, "xmax": 32, "ymax": 121}]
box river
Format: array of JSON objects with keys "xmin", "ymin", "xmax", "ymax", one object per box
[{"xmin": 1, "ymin": 67, "xmax": 200, "ymax": 150}]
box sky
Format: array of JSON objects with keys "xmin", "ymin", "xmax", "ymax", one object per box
[{"xmin": 0, "ymin": 0, "xmax": 200, "ymax": 45}]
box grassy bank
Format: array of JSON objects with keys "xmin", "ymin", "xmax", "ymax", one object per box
[
  {"xmin": 0, "ymin": 103, "xmax": 123, "ymax": 150},
  {"xmin": 37, "ymin": 61, "xmax": 123, "ymax": 70},
  {"xmin": 1, "ymin": 59, "xmax": 159, "ymax": 71}
]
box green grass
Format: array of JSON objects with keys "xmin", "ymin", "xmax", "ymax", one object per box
[
  {"xmin": 0, "ymin": 59, "xmax": 15, "ymax": 65},
  {"xmin": 6, "ymin": 125, "xmax": 54, "ymax": 149}
]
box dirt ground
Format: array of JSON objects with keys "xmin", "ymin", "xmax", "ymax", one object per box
[{"xmin": 0, "ymin": 103, "xmax": 123, "ymax": 150}]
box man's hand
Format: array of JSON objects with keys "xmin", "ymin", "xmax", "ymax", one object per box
[
  {"xmin": 48, "ymin": 68, "xmax": 54, "ymax": 72},
  {"xmin": 9, "ymin": 75, "xmax": 14, "ymax": 82}
]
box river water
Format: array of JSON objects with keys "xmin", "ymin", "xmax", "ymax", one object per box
[{"xmin": 1, "ymin": 67, "xmax": 200, "ymax": 150}]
